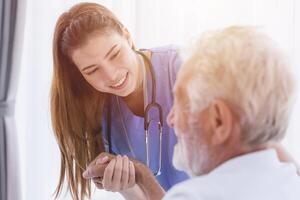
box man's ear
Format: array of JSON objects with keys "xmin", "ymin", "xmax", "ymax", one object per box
[{"xmin": 208, "ymin": 99, "xmax": 234, "ymax": 145}]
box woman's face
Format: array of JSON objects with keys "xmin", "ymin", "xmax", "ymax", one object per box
[{"xmin": 71, "ymin": 31, "xmax": 140, "ymax": 97}]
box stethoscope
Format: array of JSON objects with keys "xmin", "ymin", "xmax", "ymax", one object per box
[{"xmin": 106, "ymin": 50, "xmax": 163, "ymax": 176}]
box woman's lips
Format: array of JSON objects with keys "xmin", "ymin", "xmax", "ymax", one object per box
[{"xmin": 109, "ymin": 72, "xmax": 129, "ymax": 90}]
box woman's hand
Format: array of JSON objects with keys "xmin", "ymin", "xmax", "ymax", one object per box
[
  {"xmin": 99, "ymin": 155, "xmax": 135, "ymax": 191},
  {"xmin": 83, "ymin": 153, "xmax": 164, "ymax": 199},
  {"xmin": 83, "ymin": 154, "xmax": 136, "ymax": 191}
]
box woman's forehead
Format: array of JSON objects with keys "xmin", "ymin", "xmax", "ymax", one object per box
[{"xmin": 71, "ymin": 33, "xmax": 123, "ymax": 68}]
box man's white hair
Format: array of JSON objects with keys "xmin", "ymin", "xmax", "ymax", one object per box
[{"xmin": 180, "ymin": 26, "xmax": 295, "ymax": 146}]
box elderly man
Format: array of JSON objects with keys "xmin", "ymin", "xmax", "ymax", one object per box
[
  {"xmin": 83, "ymin": 26, "xmax": 300, "ymax": 200},
  {"xmin": 162, "ymin": 26, "xmax": 300, "ymax": 199}
]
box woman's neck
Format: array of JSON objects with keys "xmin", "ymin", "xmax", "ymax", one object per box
[{"xmin": 122, "ymin": 50, "xmax": 151, "ymax": 117}]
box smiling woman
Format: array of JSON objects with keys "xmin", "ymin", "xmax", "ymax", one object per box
[
  {"xmin": 51, "ymin": 2, "xmax": 188, "ymax": 200},
  {"xmin": 70, "ymin": 31, "xmax": 141, "ymax": 97},
  {"xmin": 51, "ymin": 3, "xmax": 128, "ymax": 199}
]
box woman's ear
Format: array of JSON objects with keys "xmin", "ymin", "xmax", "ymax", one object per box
[{"xmin": 208, "ymin": 99, "xmax": 234, "ymax": 146}]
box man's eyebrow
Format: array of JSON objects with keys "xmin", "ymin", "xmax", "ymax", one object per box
[{"xmin": 104, "ymin": 44, "xmax": 117, "ymax": 59}]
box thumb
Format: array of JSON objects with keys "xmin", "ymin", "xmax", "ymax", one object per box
[
  {"xmin": 82, "ymin": 163, "xmax": 107, "ymax": 179},
  {"xmin": 96, "ymin": 156, "xmax": 110, "ymax": 165}
]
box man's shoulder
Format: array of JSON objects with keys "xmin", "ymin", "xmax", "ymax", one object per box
[{"xmin": 163, "ymin": 152, "xmax": 300, "ymax": 200}]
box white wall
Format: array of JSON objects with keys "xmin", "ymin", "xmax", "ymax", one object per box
[{"xmin": 15, "ymin": 0, "xmax": 300, "ymax": 199}]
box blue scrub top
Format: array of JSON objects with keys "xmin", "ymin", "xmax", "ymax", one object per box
[{"xmin": 102, "ymin": 45, "xmax": 189, "ymax": 191}]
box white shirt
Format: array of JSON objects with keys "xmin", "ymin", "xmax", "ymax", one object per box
[{"xmin": 163, "ymin": 149, "xmax": 300, "ymax": 200}]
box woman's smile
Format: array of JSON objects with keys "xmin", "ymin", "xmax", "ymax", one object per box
[{"xmin": 109, "ymin": 72, "xmax": 129, "ymax": 90}]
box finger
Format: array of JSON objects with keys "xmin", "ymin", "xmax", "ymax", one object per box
[
  {"xmin": 128, "ymin": 160, "xmax": 135, "ymax": 187},
  {"xmin": 83, "ymin": 163, "xmax": 107, "ymax": 179},
  {"xmin": 87, "ymin": 152, "xmax": 115, "ymax": 169},
  {"xmin": 110, "ymin": 155, "xmax": 123, "ymax": 191},
  {"xmin": 94, "ymin": 181, "xmax": 103, "ymax": 189},
  {"xmin": 121, "ymin": 155, "xmax": 130, "ymax": 190},
  {"xmin": 92, "ymin": 177, "xmax": 104, "ymax": 189},
  {"xmin": 92, "ymin": 177, "xmax": 103, "ymax": 184},
  {"xmin": 82, "ymin": 152, "xmax": 114, "ymax": 179},
  {"xmin": 102, "ymin": 158, "xmax": 116, "ymax": 190},
  {"xmin": 96, "ymin": 156, "xmax": 110, "ymax": 165}
]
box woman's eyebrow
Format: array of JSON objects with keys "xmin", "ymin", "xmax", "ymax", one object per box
[
  {"xmin": 82, "ymin": 44, "xmax": 118, "ymax": 71},
  {"xmin": 82, "ymin": 64, "xmax": 96, "ymax": 72},
  {"xmin": 104, "ymin": 44, "xmax": 117, "ymax": 59}
]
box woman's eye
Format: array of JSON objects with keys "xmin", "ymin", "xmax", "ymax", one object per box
[
  {"xmin": 86, "ymin": 68, "xmax": 98, "ymax": 75},
  {"xmin": 110, "ymin": 50, "xmax": 120, "ymax": 60}
]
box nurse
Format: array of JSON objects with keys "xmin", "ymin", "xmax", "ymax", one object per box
[{"xmin": 51, "ymin": 2, "xmax": 188, "ymax": 200}]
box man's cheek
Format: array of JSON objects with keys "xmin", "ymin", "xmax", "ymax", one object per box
[{"xmin": 179, "ymin": 118, "xmax": 190, "ymax": 134}]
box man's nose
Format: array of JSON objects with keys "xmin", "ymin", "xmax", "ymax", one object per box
[{"xmin": 167, "ymin": 107, "xmax": 174, "ymax": 128}]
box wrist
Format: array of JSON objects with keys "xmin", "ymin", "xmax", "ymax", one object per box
[
  {"xmin": 134, "ymin": 161, "xmax": 165, "ymax": 200},
  {"xmin": 120, "ymin": 184, "xmax": 144, "ymax": 198}
]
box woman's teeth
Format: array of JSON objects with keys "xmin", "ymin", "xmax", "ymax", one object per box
[{"xmin": 111, "ymin": 74, "xmax": 127, "ymax": 88}]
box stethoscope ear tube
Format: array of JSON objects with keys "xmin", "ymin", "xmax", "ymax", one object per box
[
  {"xmin": 106, "ymin": 50, "xmax": 163, "ymax": 176},
  {"xmin": 136, "ymin": 50, "xmax": 163, "ymax": 176},
  {"xmin": 106, "ymin": 94, "xmax": 114, "ymax": 154}
]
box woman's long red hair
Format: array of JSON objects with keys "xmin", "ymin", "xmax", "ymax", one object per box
[{"xmin": 51, "ymin": 3, "xmax": 124, "ymax": 199}]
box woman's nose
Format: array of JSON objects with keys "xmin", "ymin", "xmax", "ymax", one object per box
[{"xmin": 101, "ymin": 64, "xmax": 119, "ymax": 83}]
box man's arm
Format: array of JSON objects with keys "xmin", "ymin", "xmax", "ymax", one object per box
[{"xmin": 134, "ymin": 161, "xmax": 165, "ymax": 200}]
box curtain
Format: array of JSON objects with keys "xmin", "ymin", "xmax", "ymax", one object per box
[{"xmin": 0, "ymin": 0, "xmax": 26, "ymax": 199}]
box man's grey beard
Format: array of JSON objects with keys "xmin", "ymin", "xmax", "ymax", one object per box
[{"xmin": 172, "ymin": 131, "xmax": 212, "ymax": 177}]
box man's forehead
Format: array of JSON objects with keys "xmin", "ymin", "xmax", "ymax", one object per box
[
  {"xmin": 174, "ymin": 77, "xmax": 190, "ymax": 103},
  {"xmin": 174, "ymin": 74, "xmax": 186, "ymax": 95},
  {"xmin": 174, "ymin": 58, "xmax": 196, "ymax": 92}
]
